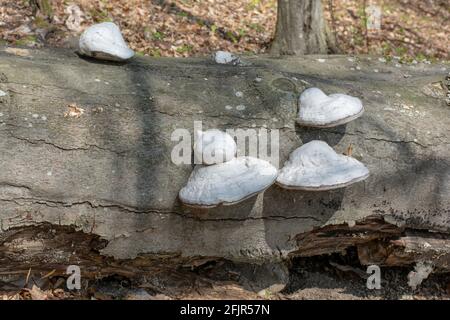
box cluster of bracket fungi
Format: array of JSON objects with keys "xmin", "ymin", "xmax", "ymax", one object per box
[{"xmin": 77, "ymin": 22, "xmax": 369, "ymax": 209}]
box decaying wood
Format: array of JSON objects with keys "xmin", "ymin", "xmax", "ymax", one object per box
[
  {"xmin": 0, "ymin": 47, "xmax": 449, "ymax": 278},
  {"xmin": 358, "ymin": 232, "xmax": 450, "ymax": 270},
  {"xmin": 292, "ymin": 216, "xmax": 402, "ymax": 257}
]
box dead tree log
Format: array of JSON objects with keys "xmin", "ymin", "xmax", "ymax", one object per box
[{"xmin": 0, "ymin": 47, "xmax": 449, "ymax": 278}]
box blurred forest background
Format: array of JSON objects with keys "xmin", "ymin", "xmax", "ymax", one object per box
[{"xmin": 0, "ymin": 0, "xmax": 448, "ymax": 61}]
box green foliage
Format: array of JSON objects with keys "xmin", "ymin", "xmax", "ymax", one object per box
[
  {"xmin": 395, "ymin": 46, "xmax": 407, "ymax": 57},
  {"xmin": 152, "ymin": 31, "xmax": 165, "ymax": 40},
  {"xmin": 89, "ymin": 8, "xmax": 111, "ymax": 22},
  {"xmin": 248, "ymin": 23, "xmax": 264, "ymax": 33},
  {"xmin": 15, "ymin": 35, "xmax": 37, "ymax": 46},
  {"xmin": 247, "ymin": 0, "xmax": 262, "ymax": 10},
  {"xmin": 176, "ymin": 44, "xmax": 193, "ymax": 54},
  {"xmin": 150, "ymin": 49, "xmax": 162, "ymax": 57},
  {"xmin": 34, "ymin": 15, "xmax": 50, "ymax": 28},
  {"xmin": 238, "ymin": 28, "xmax": 247, "ymax": 37},
  {"xmin": 226, "ymin": 31, "xmax": 238, "ymax": 43}
]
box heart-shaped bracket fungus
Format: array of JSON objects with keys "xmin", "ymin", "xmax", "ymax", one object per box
[
  {"xmin": 179, "ymin": 157, "xmax": 278, "ymax": 208},
  {"xmin": 79, "ymin": 22, "xmax": 135, "ymax": 61},
  {"xmin": 194, "ymin": 129, "xmax": 237, "ymax": 165},
  {"xmin": 276, "ymin": 140, "xmax": 369, "ymax": 191},
  {"xmin": 297, "ymin": 87, "xmax": 364, "ymax": 127}
]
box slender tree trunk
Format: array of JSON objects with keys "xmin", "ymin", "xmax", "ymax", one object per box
[
  {"xmin": 30, "ymin": 0, "xmax": 53, "ymax": 20},
  {"xmin": 271, "ymin": 0, "xmax": 333, "ymax": 55}
]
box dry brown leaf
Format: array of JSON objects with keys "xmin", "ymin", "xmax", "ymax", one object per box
[
  {"xmin": 27, "ymin": 285, "xmax": 51, "ymax": 300},
  {"xmin": 64, "ymin": 103, "xmax": 85, "ymax": 118}
]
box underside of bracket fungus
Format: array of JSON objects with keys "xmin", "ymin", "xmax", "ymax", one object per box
[
  {"xmin": 213, "ymin": 51, "xmax": 241, "ymax": 65},
  {"xmin": 194, "ymin": 129, "xmax": 237, "ymax": 165},
  {"xmin": 79, "ymin": 22, "xmax": 135, "ymax": 61},
  {"xmin": 297, "ymin": 87, "xmax": 364, "ymax": 127},
  {"xmin": 179, "ymin": 157, "xmax": 278, "ymax": 208},
  {"xmin": 276, "ymin": 140, "xmax": 369, "ymax": 191}
]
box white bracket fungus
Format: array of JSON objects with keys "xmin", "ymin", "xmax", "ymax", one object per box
[
  {"xmin": 213, "ymin": 51, "xmax": 240, "ymax": 65},
  {"xmin": 297, "ymin": 87, "xmax": 364, "ymax": 127},
  {"xmin": 79, "ymin": 22, "xmax": 135, "ymax": 61},
  {"xmin": 179, "ymin": 157, "xmax": 278, "ymax": 208},
  {"xmin": 276, "ymin": 140, "xmax": 369, "ymax": 190},
  {"xmin": 194, "ymin": 129, "xmax": 237, "ymax": 165}
]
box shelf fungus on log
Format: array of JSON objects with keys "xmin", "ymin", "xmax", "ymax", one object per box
[
  {"xmin": 194, "ymin": 129, "xmax": 237, "ymax": 165},
  {"xmin": 79, "ymin": 22, "xmax": 135, "ymax": 61},
  {"xmin": 276, "ymin": 140, "xmax": 369, "ymax": 191},
  {"xmin": 297, "ymin": 87, "xmax": 364, "ymax": 127},
  {"xmin": 179, "ymin": 157, "xmax": 278, "ymax": 208}
]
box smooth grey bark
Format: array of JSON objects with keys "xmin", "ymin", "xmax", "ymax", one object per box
[
  {"xmin": 0, "ymin": 47, "xmax": 449, "ymax": 274},
  {"xmin": 271, "ymin": 0, "xmax": 331, "ymax": 55}
]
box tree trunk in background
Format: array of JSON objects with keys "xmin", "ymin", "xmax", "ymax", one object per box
[
  {"xmin": 271, "ymin": 0, "xmax": 334, "ymax": 55},
  {"xmin": 30, "ymin": 0, "xmax": 53, "ymax": 20}
]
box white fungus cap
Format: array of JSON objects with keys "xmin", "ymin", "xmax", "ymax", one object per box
[
  {"xmin": 194, "ymin": 129, "xmax": 237, "ymax": 165},
  {"xmin": 79, "ymin": 22, "xmax": 135, "ymax": 61},
  {"xmin": 179, "ymin": 156, "xmax": 278, "ymax": 208},
  {"xmin": 297, "ymin": 87, "xmax": 364, "ymax": 127},
  {"xmin": 276, "ymin": 140, "xmax": 369, "ymax": 190},
  {"xmin": 213, "ymin": 51, "xmax": 240, "ymax": 65}
]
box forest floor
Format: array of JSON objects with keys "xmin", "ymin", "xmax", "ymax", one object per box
[
  {"xmin": 2, "ymin": 251, "xmax": 449, "ymax": 300},
  {"xmin": 0, "ymin": 0, "xmax": 448, "ymax": 61}
]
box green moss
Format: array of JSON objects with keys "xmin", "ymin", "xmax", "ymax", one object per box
[{"xmin": 15, "ymin": 35, "xmax": 37, "ymax": 46}]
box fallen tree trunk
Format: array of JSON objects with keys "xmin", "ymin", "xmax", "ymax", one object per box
[{"xmin": 0, "ymin": 47, "xmax": 449, "ymax": 278}]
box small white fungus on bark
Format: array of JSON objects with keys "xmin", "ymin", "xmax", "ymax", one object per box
[
  {"xmin": 213, "ymin": 51, "xmax": 240, "ymax": 65},
  {"xmin": 79, "ymin": 22, "xmax": 135, "ymax": 61}
]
